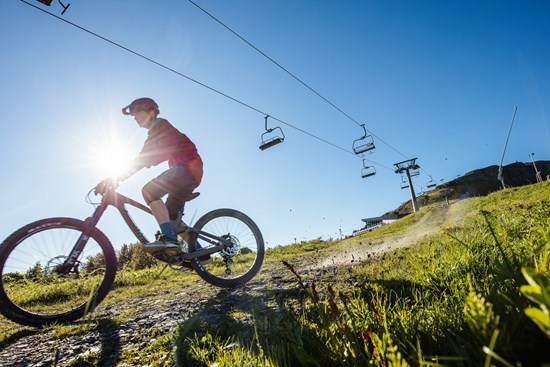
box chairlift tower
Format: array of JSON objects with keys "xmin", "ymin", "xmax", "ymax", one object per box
[
  {"xmin": 529, "ymin": 153, "xmax": 543, "ymax": 183},
  {"xmin": 394, "ymin": 158, "xmax": 420, "ymax": 212}
]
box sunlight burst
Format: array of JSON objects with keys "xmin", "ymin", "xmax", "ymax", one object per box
[{"xmin": 93, "ymin": 140, "xmax": 134, "ymax": 178}]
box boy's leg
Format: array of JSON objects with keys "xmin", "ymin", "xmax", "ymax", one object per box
[
  {"xmin": 149, "ymin": 199, "xmax": 176, "ymax": 240},
  {"xmin": 142, "ymin": 165, "xmax": 200, "ymax": 241},
  {"xmin": 150, "ymin": 199, "xmax": 170, "ymax": 224},
  {"xmin": 141, "ymin": 169, "xmax": 183, "ymax": 251}
]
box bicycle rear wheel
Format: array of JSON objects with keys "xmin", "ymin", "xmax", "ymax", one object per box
[
  {"xmin": 0, "ymin": 217, "xmax": 117, "ymax": 327},
  {"xmin": 189, "ymin": 209, "xmax": 264, "ymax": 288}
]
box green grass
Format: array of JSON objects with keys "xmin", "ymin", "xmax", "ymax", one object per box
[
  {"xmin": 265, "ymin": 237, "xmax": 337, "ymax": 261},
  {"xmin": 174, "ymin": 181, "xmax": 550, "ymax": 366},
  {"xmin": 2, "ymin": 181, "xmax": 550, "ymax": 366}
]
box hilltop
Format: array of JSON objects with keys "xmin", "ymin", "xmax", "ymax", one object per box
[{"xmin": 391, "ymin": 159, "xmax": 550, "ymax": 215}]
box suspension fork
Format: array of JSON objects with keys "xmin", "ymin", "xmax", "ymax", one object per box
[{"xmin": 59, "ymin": 195, "xmax": 110, "ymax": 274}]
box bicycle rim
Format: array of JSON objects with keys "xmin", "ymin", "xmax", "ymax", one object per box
[
  {"xmin": 190, "ymin": 209, "xmax": 264, "ymax": 288},
  {"xmin": 0, "ymin": 218, "xmax": 116, "ymax": 326}
]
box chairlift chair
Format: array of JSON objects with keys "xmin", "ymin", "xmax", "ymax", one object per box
[
  {"xmin": 426, "ymin": 176, "xmax": 437, "ymax": 189},
  {"xmin": 37, "ymin": 0, "xmax": 71, "ymax": 14},
  {"xmin": 352, "ymin": 124, "xmax": 375, "ymax": 155},
  {"xmin": 361, "ymin": 159, "xmax": 376, "ymax": 178},
  {"xmin": 259, "ymin": 115, "xmax": 285, "ymax": 151}
]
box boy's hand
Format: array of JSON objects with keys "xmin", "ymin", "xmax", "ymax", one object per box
[{"xmin": 94, "ymin": 178, "xmax": 118, "ymax": 195}]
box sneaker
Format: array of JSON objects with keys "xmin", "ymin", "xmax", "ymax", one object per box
[
  {"xmin": 142, "ymin": 235, "xmax": 179, "ymax": 254},
  {"xmin": 171, "ymin": 219, "xmax": 188, "ymax": 234}
]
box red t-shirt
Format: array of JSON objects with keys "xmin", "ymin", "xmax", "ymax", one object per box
[{"xmin": 136, "ymin": 118, "xmax": 201, "ymax": 168}]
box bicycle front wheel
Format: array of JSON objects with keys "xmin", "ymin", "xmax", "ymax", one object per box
[
  {"xmin": 189, "ymin": 209, "xmax": 264, "ymax": 288},
  {"xmin": 0, "ymin": 217, "xmax": 117, "ymax": 327}
]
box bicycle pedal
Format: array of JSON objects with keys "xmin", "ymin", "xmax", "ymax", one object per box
[{"xmin": 154, "ymin": 230, "xmax": 162, "ymax": 241}]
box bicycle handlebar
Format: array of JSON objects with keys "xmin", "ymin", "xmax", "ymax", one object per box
[{"xmin": 94, "ymin": 178, "xmax": 119, "ymax": 196}]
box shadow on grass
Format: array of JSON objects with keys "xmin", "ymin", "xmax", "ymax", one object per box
[
  {"xmin": 0, "ymin": 317, "xmax": 120, "ymax": 366},
  {"xmin": 90, "ymin": 318, "xmax": 121, "ymax": 366},
  {"xmin": 0, "ymin": 327, "xmax": 39, "ymax": 350},
  {"xmin": 172, "ymin": 279, "xmax": 329, "ymax": 366}
]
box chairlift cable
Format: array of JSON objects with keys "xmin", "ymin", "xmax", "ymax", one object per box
[
  {"xmin": 188, "ymin": 0, "xmax": 410, "ymax": 161},
  {"xmin": 20, "ymin": 0, "xmax": 396, "ymax": 173},
  {"xmin": 188, "ymin": 0, "xmax": 362, "ymax": 128},
  {"xmin": 18, "ymin": 0, "xmax": 265, "ymax": 115},
  {"xmin": 17, "ymin": 1, "xmax": 342, "ymax": 152}
]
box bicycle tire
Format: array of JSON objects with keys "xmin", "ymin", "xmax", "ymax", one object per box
[
  {"xmin": 189, "ymin": 209, "xmax": 264, "ymax": 288},
  {"xmin": 0, "ymin": 217, "xmax": 117, "ymax": 327}
]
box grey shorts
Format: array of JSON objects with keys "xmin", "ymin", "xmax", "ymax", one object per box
[{"xmin": 142, "ymin": 162, "xmax": 202, "ymax": 219}]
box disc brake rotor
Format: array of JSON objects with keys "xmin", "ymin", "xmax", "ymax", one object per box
[
  {"xmin": 220, "ymin": 234, "xmax": 240, "ymax": 257},
  {"xmin": 45, "ymin": 255, "xmax": 68, "ymax": 275}
]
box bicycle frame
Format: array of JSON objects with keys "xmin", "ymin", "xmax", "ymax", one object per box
[{"xmin": 60, "ymin": 188, "xmax": 232, "ymax": 274}]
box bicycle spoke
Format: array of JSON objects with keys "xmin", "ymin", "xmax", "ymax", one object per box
[
  {"xmin": 0, "ymin": 218, "xmax": 116, "ymax": 326},
  {"xmin": 190, "ymin": 209, "xmax": 264, "ymax": 287}
]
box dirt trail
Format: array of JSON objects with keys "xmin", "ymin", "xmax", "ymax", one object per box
[{"xmin": 313, "ymin": 204, "xmax": 451, "ymax": 269}]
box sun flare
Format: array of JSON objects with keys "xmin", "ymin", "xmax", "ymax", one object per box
[{"xmin": 93, "ymin": 141, "xmax": 134, "ymax": 178}]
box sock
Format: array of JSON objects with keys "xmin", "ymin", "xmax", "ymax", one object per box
[{"xmin": 159, "ymin": 222, "xmax": 176, "ymax": 240}]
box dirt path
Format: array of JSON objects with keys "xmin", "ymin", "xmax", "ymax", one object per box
[{"xmin": 313, "ymin": 204, "xmax": 450, "ymax": 269}]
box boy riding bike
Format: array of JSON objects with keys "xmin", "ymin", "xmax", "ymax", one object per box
[
  {"xmin": 0, "ymin": 97, "xmax": 265, "ymax": 327},
  {"xmin": 97, "ymin": 97, "xmax": 203, "ymax": 254}
]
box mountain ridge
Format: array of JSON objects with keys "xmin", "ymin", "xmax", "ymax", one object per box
[{"xmin": 391, "ymin": 160, "xmax": 550, "ymax": 215}]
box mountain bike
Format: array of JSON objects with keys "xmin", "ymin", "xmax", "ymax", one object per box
[{"xmin": 0, "ymin": 182, "xmax": 265, "ymax": 327}]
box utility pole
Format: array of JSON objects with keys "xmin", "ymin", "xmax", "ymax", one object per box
[
  {"xmin": 394, "ymin": 158, "xmax": 420, "ymax": 212},
  {"xmin": 529, "ymin": 153, "xmax": 543, "ymax": 183},
  {"xmin": 497, "ymin": 106, "xmax": 518, "ymax": 189}
]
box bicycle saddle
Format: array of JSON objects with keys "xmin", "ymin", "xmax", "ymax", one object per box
[{"xmin": 185, "ymin": 192, "xmax": 200, "ymax": 202}]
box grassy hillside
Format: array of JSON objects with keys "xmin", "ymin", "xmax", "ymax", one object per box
[
  {"xmin": 173, "ymin": 181, "xmax": 550, "ymax": 366},
  {"xmin": 391, "ymin": 160, "xmax": 550, "ymax": 215},
  {"xmin": 1, "ymin": 181, "xmax": 549, "ymax": 366}
]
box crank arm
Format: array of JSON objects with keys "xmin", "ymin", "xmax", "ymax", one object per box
[{"xmin": 182, "ymin": 244, "xmax": 224, "ymax": 260}]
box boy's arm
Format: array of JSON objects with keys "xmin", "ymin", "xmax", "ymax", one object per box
[
  {"xmin": 95, "ymin": 158, "xmax": 145, "ymax": 195},
  {"xmin": 115, "ymin": 158, "xmax": 146, "ymax": 182}
]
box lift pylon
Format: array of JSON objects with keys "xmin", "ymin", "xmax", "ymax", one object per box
[{"xmin": 394, "ymin": 158, "xmax": 420, "ymax": 212}]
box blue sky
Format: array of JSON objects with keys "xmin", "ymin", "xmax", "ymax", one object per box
[{"xmin": 1, "ymin": 0, "xmax": 549, "ymax": 249}]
